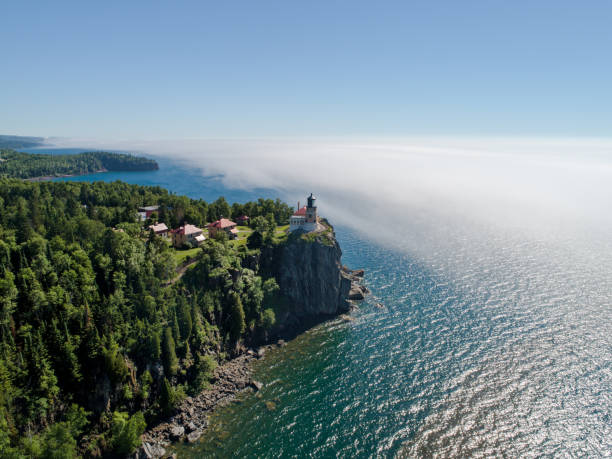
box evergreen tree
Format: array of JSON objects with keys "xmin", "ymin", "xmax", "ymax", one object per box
[
  {"xmin": 162, "ymin": 327, "xmax": 178, "ymax": 377},
  {"xmin": 228, "ymin": 293, "xmax": 246, "ymax": 345}
]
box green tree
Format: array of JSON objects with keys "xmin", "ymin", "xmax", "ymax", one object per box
[
  {"xmin": 110, "ymin": 411, "xmax": 146, "ymax": 455},
  {"xmin": 162, "ymin": 327, "xmax": 178, "ymax": 376},
  {"xmin": 177, "ymin": 302, "xmax": 193, "ymax": 342},
  {"xmin": 41, "ymin": 422, "xmax": 77, "ymax": 459},
  {"xmin": 159, "ymin": 378, "xmax": 176, "ymax": 415},
  {"xmin": 228, "ymin": 293, "xmax": 245, "ymax": 344},
  {"xmin": 261, "ymin": 308, "xmax": 276, "ymax": 330}
]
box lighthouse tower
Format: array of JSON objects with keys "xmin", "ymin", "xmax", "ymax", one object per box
[
  {"xmin": 305, "ymin": 193, "xmax": 317, "ymax": 224},
  {"xmin": 289, "ymin": 193, "xmax": 319, "ymax": 232}
]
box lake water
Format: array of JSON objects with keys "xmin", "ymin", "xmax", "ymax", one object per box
[{"xmin": 30, "ymin": 147, "xmax": 611, "ymax": 457}]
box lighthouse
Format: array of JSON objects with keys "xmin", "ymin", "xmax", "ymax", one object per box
[
  {"xmin": 305, "ymin": 193, "xmax": 317, "ymax": 224},
  {"xmin": 289, "ymin": 193, "xmax": 319, "ymax": 232}
]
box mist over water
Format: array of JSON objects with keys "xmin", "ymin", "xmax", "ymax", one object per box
[{"xmin": 50, "ymin": 138, "xmax": 612, "ymax": 456}]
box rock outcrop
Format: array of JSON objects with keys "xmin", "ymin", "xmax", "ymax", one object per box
[
  {"xmin": 141, "ymin": 222, "xmax": 367, "ymax": 455},
  {"xmin": 266, "ymin": 225, "xmax": 353, "ymax": 318}
]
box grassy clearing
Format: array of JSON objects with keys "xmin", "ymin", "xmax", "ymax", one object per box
[{"xmin": 173, "ymin": 247, "xmax": 201, "ymax": 264}]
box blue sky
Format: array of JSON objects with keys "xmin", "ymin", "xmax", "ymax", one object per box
[{"xmin": 1, "ymin": 1, "xmax": 611, "ymax": 138}]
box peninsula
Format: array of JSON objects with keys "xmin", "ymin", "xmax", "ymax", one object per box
[
  {"xmin": 0, "ymin": 174, "xmax": 365, "ymax": 457},
  {"xmin": 0, "ymin": 148, "xmax": 159, "ymax": 180}
]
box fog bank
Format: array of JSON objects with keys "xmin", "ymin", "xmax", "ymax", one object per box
[{"xmin": 51, "ymin": 137, "xmax": 612, "ymax": 256}]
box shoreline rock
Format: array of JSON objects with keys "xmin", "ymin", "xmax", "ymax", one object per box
[{"xmin": 140, "ymin": 345, "xmax": 279, "ymax": 457}]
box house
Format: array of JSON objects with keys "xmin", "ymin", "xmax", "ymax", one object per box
[
  {"xmin": 137, "ymin": 205, "xmax": 160, "ymax": 221},
  {"xmin": 148, "ymin": 222, "xmax": 169, "ymax": 238},
  {"xmin": 208, "ymin": 218, "xmax": 238, "ymax": 239},
  {"xmin": 236, "ymin": 215, "xmax": 250, "ymax": 225},
  {"xmin": 290, "ymin": 193, "xmax": 318, "ymax": 232},
  {"xmin": 170, "ymin": 224, "xmax": 205, "ymax": 247}
]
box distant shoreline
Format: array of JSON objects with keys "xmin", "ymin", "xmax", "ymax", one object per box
[{"xmin": 24, "ymin": 168, "xmax": 108, "ymax": 182}]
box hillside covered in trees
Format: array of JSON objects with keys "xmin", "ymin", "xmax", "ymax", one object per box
[
  {"xmin": 0, "ymin": 135, "xmax": 45, "ymax": 150},
  {"xmin": 0, "ymin": 179, "xmax": 294, "ymax": 457},
  {"xmin": 0, "ymin": 149, "xmax": 159, "ymax": 179}
]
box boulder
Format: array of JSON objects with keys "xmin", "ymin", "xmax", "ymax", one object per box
[
  {"xmin": 250, "ymin": 380, "xmax": 263, "ymax": 391},
  {"xmin": 169, "ymin": 425, "xmax": 185, "ymax": 441},
  {"xmin": 348, "ymin": 287, "xmax": 365, "ymax": 301},
  {"xmin": 140, "ymin": 442, "xmax": 166, "ymax": 459},
  {"xmin": 186, "ymin": 422, "xmax": 197, "ymax": 433}
]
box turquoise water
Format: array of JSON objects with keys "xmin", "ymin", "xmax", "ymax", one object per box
[{"xmin": 34, "ymin": 148, "xmax": 611, "ymax": 456}]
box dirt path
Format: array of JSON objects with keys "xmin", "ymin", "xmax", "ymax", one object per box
[{"xmin": 164, "ymin": 258, "xmax": 199, "ymax": 286}]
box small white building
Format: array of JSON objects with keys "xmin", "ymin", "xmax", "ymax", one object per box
[{"xmin": 290, "ymin": 193, "xmax": 318, "ymax": 232}]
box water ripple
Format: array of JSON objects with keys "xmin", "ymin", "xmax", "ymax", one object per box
[{"xmin": 175, "ymin": 226, "xmax": 612, "ymax": 458}]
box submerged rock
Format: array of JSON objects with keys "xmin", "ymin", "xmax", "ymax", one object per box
[
  {"xmin": 187, "ymin": 430, "xmax": 202, "ymax": 443},
  {"xmin": 265, "ymin": 401, "xmax": 277, "ymax": 411}
]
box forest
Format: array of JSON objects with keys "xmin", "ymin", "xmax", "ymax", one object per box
[
  {"xmin": 0, "ymin": 179, "xmax": 293, "ymax": 457},
  {"xmin": 0, "ymin": 149, "xmax": 159, "ymax": 179},
  {"xmin": 0, "ymin": 136, "xmax": 45, "ymax": 150}
]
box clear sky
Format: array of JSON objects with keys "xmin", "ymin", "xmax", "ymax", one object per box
[{"xmin": 1, "ymin": 1, "xmax": 611, "ymax": 138}]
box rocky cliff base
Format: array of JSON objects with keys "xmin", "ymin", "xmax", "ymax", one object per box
[
  {"xmin": 140, "ymin": 345, "xmax": 279, "ymax": 458},
  {"xmin": 140, "ymin": 226, "xmax": 369, "ymax": 458}
]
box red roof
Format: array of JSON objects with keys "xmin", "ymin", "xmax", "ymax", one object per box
[
  {"xmin": 293, "ymin": 206, "xmax": 307, "ymax": 217},
  {"xmin": 149, "ymin": 223, "xmax": 168, "ymax": 233},
  {"xmin": 208, "ymin": 218, "xmax": 236, "ymax": 229},
  {"xmin": 170, "ymin": 224, "xmax": 202, "ymax": 235}
]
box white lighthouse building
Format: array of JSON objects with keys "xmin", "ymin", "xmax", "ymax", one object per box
[{"xmin": 289, "ymin": 193, "xmax": 319, "ymax": 232}]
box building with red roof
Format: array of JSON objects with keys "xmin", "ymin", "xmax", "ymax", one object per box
[
  {"xmin": 290, "ymin": 193, "xmax": 318, "ymax": 232},
  {"xmin": 208, "ymin": 218, "xmax": 238, "ymax": 239},
  {"xmin": 236, "ymin": 215, "xmax": 250, "ymax": 225},
  {"xmin": 148, "ymin": 222, "xmax": 169, "ymax": 238},
  {"xmin": 170, "ymin": 223, "xmax": 205, "ymax": 247}
]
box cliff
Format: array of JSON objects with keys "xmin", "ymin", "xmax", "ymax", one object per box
[
  {"xmin": 142, "ymin": 224, "xmax": 367, "ymax": 453},
  {"xmin": 262, "ymin": 224, "xmax": 354, "ymax": 320}
]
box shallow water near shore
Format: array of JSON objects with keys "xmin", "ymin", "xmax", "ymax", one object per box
[{"xmin": 36, "ymin": 147, "xmax": 612, "ymax": 457}]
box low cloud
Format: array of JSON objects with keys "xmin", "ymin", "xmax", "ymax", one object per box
[{"xmin": 50, "ymin": 136, "xmax": 612, "ymax": 257}]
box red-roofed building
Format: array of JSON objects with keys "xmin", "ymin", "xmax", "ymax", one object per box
[
  {"xmin": 236, "ymin": 215, "xmax": 250, "ymax": 225},
  {"xmin": 170, "ymin": 223, "xmax": 205, "ymax": 247},
  {"xmin": 208, "ymin": 218, "xmax": 238, "ymax": 239},
  {"xmin": 148, "ymin": 222, "xmax": 169, "ymax": 238},
  {"xmin": 290, "ymin": 194, "xmax": 318, "ymax": 232}
]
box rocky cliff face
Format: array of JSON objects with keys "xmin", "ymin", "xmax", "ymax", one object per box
[{"xmin": 263, "ymin": 226, "xmax": 352, "ymax": 318}]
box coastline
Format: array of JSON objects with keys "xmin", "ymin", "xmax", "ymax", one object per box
[
  {"xmin": 23, "ymin": 168, "xmax": 108, "ymax": 182},
  {"xmin": 141, "ymin": 268, "xmax": 368, "ymax": 458},
  {"xmin": 141, "ymin": 344, "xmax": 277, "ymax": 457}
]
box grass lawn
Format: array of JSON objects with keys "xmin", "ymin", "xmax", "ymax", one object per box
[
  {"xmin": 230, "ymin": 226, "xmax": 252, "ymax": 248},
  {"xmin": 173, "ymin": 247, "xmax": 201, "ymax": 264}
]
